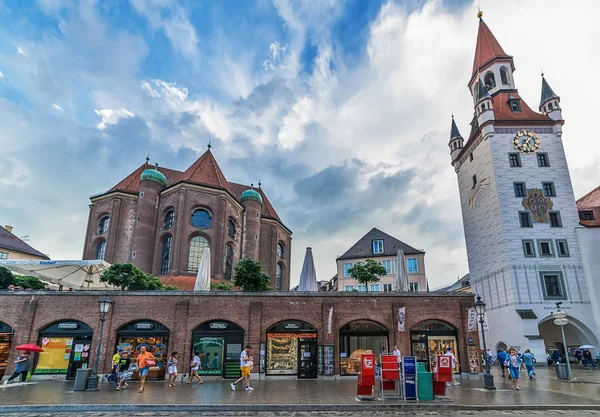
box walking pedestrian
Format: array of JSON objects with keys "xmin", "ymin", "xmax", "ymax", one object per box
[
  {"xmin": 522, "ymin": 349, "xmax": 536, "ymax": 378},
  {"xmin": 167, "ymin": 351, "xmax": 178, "ymax": 387},
  {"xmin": 136, "ymin": 345, "xmax": 155, "ymax": 393},
  {"xmin": 552, "ymin": 350, "xmax": 561, "ymax": 365},
  {"xmin": 115, "ymin": 351, "xmax": 131, "ymax": 391},
  {"xmin": 107, "ymin": 349, "xmax": 122, "ymax": 384},
  {"xmin": 443, "ymin": 347, "xmax": 460, "ymax": 386},
  {"xmin": 392, "ymin": 345, "xmax": 402, "ymax": 365},
  {"xmin": 506, "ymin": 349, "xmax": 522, "ymax": 390},
  {"xmin": 583, "ymin": 348, "xmax": 597, "ymax": 369},
  {"xmin": 3, "ymin": 352, "xmax": 30, "ymax": 385},
  {"xmin": 575, "ymin": 348, "xmax": 583, "ymax": 365},
  {"xmin": 486, "ymin": 349, "xmax": 493, "ymax": 369},
  {"xmin": 231, "ymin": 345, "xmax": 253, "ymax": 391},
  {"xmin": 187, "ymin": 351, "xmax": 203, "ymax": 384},
  {"xmin": 497, "ymin": 348, "xmax": 508, "ymax": 378}
]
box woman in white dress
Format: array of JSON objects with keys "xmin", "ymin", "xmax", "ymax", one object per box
[{"xmin": 167, "ymin": 351, "xmax": 178, "ymax": 387}]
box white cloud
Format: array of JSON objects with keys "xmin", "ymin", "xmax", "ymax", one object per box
[
  {"xmin": 0, "ymin": 70, "xmax": 3, "ymax": 79},
  {"xmin": 52, "ymin": 103, "xmax": 63, "ymax": 111},
  {"xmin": 263, "ymin": 41, "xmax": 288, "ymax": 71},
  {"xmin": 16, "ymin": 46, "xmax": 27, "ymax": 56},
  {"xmin": 94, "ymin": 108, "xmax": 135, "ymax": 130}
]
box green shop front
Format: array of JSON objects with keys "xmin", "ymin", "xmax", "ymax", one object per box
[{"xmin": 192, "ymin": 320, "xmax": 244, "ymax": 379}]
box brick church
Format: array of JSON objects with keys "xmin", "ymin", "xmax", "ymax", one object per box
[{"xmin": 82, "ymin": 147, "xmax": 292, "ymax": 290}]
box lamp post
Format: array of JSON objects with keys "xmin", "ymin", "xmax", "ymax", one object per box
[
  {"xmin": 474, "ymin": 295, "xmax": 495, "ymax": 390},
  {"xmin": 86, "ymin": 293, "xmax": 113, "ymax": 391},
  {"xmin": 552, "ymin": 302, "xmax": 572, "ymax": 381}
]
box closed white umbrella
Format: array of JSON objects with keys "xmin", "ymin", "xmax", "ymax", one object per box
[
  {"xmin": 394, "ymin": 250, "xmax": 408, "ymax": 292},
  {"xmin": 194, "ymin": 247, "xmax": 211, "ymax": 292},
  {"xmin": 298, "ymin": 247, "xmax": 319, "ymax": 292}
]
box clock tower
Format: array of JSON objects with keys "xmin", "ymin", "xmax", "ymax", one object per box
[{"xmin": 450, "ymin": 14, "xmax": 599, "ymax": 360}]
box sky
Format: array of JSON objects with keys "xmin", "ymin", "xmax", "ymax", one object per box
[{"xmin": 1, "ymin": 0, "xmax": 599, "ymax": 290}]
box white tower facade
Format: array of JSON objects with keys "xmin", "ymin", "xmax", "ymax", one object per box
[{"xmin": 451, "ymin": 16, "xmax": 599, "ymax": 360}]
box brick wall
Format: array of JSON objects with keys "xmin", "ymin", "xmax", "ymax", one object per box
[{"xmin": 0, "ymin": 292, "xmax": 478, "ymax": 377}]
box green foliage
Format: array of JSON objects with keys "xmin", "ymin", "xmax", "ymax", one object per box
[
  {"xmin": 210, "ymin": 281, "xmax": 234, "ymax": 291},
  {"xmin": 233, "ymin": 258, "xmax": 272, "ymax": 292},
  {"xmin": 0, "ymin": 266, "xmax": 14, "ymax": 289},
  {"xmin": 163, "ymin": 285, "xmax": 179, "ymax": 291},
  {"xmin": 348, "ymin": 259, "xmax": 387, "ymax": 292},
  {"xmin": 13, "ymin": 276, "xmax": 46, "ymax": 290},
  {"xmin": 100, "ymin": 263, "xmax": 172, "ymax": 291}
]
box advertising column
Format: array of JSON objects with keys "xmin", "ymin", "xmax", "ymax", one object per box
[{"xmin": 403, "ymin": 356, "xmax": 417, "ymax": 400}]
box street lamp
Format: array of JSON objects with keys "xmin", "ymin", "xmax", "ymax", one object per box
[
  {"xmin": 552, "ymin": 302, "xmax": 572, "ymax": 381},
  {"xmin": 87, "ymin": 292, "xmax": 113, "ymax": 391},
  {"xmin": 474, "ymin": 295, "xmax": 496, "ymax": 390}
]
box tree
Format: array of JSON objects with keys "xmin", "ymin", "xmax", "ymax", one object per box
[
  {"xmin": 13, "ymin": 276, "xmax": 46, "ymax": 290},
  {"xmin": 348, "ymin": 259, "xmax": 387, "ymax": 292},
  {"xmin": 100, "ymin": 263, "xmax": 173, "ymax": 291},
  {"xmin": 0, "ymin": 267, "xmax": 14, "ymax": 289},
  {"xmin": 233, "ymin": 258, "xmax": 272, "ymax": 292}
]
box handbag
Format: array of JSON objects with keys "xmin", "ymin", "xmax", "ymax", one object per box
[{"xmin": 146, "ymin": 359, "xmax": 156, "ymax": 367}]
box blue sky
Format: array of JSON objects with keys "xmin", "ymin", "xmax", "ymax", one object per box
[{"xmin": 1, "ymin": 0, "xmax": 599, "ymax": 289}]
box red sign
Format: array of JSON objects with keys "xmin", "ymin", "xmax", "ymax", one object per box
[{"xmin": 439, "ymin": 356, "xmax": 451, "ymax": 368}]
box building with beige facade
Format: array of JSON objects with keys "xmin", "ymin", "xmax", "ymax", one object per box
[
  {"xmin": 0, "ymin": 225, "xmax": 49, "ymax": 261},
  {"xmin": 336, "ymin": 228, "xmax": 427, "ymax": 292}
]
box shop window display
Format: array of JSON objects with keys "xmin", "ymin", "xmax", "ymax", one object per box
[
  {"xmin": 339, "ymin": 320, "xmax": 389, "ymax": 376},
  {"xmin": 409, "ymin": 319, "xmax": 458, "ymax": 373},
  {"xmin": 267, "ymin": 334, "xmax": 298, "ymax": 375},
  {"xmin": 192, "ymin": 337, "xmax": 225, "ymax": 375},
  {"xmin": 117, "ymin": 336, "xmax": 168, "ymax": 380},
  {"xmin": 0, "ymin": 322, "xmax": 13, "ymax": 378}
]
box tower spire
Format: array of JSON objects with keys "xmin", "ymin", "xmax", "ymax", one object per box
[{"xmin": 471, "ymin": 18, "xmax": 513, "ymax": 79}]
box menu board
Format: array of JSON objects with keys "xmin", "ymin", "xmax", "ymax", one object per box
[
  {"xmin": 323, "ymin": 345, "xmax": 334, "ymax": 376},
  {"xmin": 267, "ymin": 335, "xmax": 297, "ymax": 375}
]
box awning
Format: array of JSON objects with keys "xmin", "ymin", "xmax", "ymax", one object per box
[{"xmin": 0, "ymin": 260, "xmax": 116, "ymax": 290}]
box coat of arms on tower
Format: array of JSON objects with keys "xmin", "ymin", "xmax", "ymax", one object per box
[{"xmin": 522, "ymin": 188, "xmax": 553, "ymax": 223}]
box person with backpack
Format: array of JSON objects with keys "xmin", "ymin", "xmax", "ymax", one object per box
[
  {"xmin": 522, "ymin": 349, "xmax": 536, "ymax": 379},
  {"xmin": 506, "ymin": 349, "xmax": 522, "ymax": 390},
  {"xmin": 497, "ymin": 349, "xmax": 508, "ymax": 378}
]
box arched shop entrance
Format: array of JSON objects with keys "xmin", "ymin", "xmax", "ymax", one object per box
[
  {"xmin": 538, "ymin": 315, "xmax": 600, "ymax": 358},
  {"xmin": 116, "ymin": 320, "xmax": 169, "ymax": 380},
  {"xmin": 266, "ymin": 320, "xmax": 318, "ymax": 378},
  {"xmin": 339, "ymin": 320, "xmax": 389, "ymax": 376},
  {"xmin": 35, "ymin": 320, "xmax": 93, "ymax": 380},
  {"xmin": 192, "ymin": 320, "xmax": 244, "ymax": 379},
  {"xmin": 410, "ymin": 319, "xmax": 459, "ymax": 373},
  {"xmin": 0, "ymin": 322, "xmax": 14, "ymax": 379}
]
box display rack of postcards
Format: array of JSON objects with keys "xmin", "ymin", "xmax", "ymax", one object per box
[
  {"xmin": 323, "ymin": 345, "xmax": 334, "ymax": 376},
  {"xmin": 318, "ymin": 345, "xmax": 324, "ymax": 375}
]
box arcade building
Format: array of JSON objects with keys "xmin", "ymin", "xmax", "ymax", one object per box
[{"xmin": 81, "ymin": 147, "xmax": 292, "ymax": 291}]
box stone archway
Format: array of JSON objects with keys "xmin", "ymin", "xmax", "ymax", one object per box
[
  {"xmin": 538, "ymin": 315, "xmax": 600, "ymax": 356},
  {"xmin": 495, "ymin": 341, "xmax": 508, "ymax": 352}
]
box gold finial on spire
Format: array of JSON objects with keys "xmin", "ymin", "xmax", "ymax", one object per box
[
  {"xmin": 452, "ymin": 112, "xmax": 454, "ymax": 119},
  {"xmin": 541, "ymin": 69, "xmax": 544, "ymax": 77},
  {"xmin": 477, "ymin": 6, "xmax": 483, "ymax": 19}
]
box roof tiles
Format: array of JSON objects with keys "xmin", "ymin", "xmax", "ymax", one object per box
[
  {"xmin": 472, "ymin": 19, "xmax": 512, "ymax": 78},
  {"xmin": 0, "ymin": 226, "xmax": 49, "ymax": 259}
]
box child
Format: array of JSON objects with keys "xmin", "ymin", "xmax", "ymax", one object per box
[
  {"xmin": 506, "ymin": 349, "xmax": 522, "ymax": 390},
  {"xmin": 167, "ymin": 351, "xmax": 178, "ymax": 387},
  {"xmin": 115, "ymin": 351, "xmax": 131, "ymax": 391}
]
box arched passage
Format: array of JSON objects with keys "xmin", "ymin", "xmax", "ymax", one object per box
[
  {"xmin": 339, "ymin": 319, "xmax": 389, "ymax": 376},
  {"xmin": 0, "ymin": 321, "xmax": 14, "ymax": 378},
  {"xmin": 538, "ymin": 315, "xmax": 600, "ymax": 358},
  {"xmin": 191, "ymin": 320, "xmax": 245, "ymax": 379},
  {"xmin": 410, "ymin": 319, "xmax": 458, "ymax": 372},
  {"xmin": 495, "ymin": 341, "xmax": 508, "ymax": 353},
  {"xmin": 266, "ymin": 320, "xmax": 317, "ymax": 378},
  {"xmin": 116, "ymin": 320, "xmax": 170, "ymax": 380}
]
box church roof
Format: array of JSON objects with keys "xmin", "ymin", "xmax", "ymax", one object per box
[
  {"xmin": 0, "ymin": 225, "xmax": 49, "ymax": 259},
  {"xmin": 174, "ymin": 149, "xmax": 235, "ymax": 195},
  {"xmin": 108, "ymin": 162, "xmax": 181, "ymax": 194},
  {"xmin": 540, "ymin": 76, "xmax": 559, "ymax": 106},
  {"xmin": 472, "ymin": 19, "xmax": 513, "ymax": 78},
  {"xmin": 491, "ymin": 92, "xmax": 550, "ymax": 123},
  {"xmin": 229, "ymin": 182, "xmax": 282, "ymax": 223},
  {"xmin": 337, "ymin": 227, "xmax": 423, "ymax": 261}
]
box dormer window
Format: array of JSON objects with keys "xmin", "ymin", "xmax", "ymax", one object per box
[
  {"xmin": 508, "ymin": 96, "xmax": 521, "ymax": 113},
  {"xmin": 484, "ymin": 72, "xmax": 496, "ymax": 90},
  {"xmin": 372, "ymin": 240, "xmax": 384, "ymax": 255},
  {"xmin": 500, "ymin": 67, "xmax": 509, "ymax": 85}
]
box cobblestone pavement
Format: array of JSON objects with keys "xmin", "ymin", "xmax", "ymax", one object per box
[{"xmin": 3, "ymin": 411, "xmax": 600, "ymax": 417}]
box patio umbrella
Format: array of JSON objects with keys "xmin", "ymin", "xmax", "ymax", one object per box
[
  {"xmin": 15, "ymin": 344, "xmax": 43, "ymax": 353},
  {"xmin": 298, "ymin": 247, "xmax": 319, "ymax": 292},
  {"xmin": 194, "ymin": 247, "xmax": 211, "ymax": 292},
  {"xmin": 579, "ymin": 345, "xmax": 595, "ymax": 349},
  {"xmin": 394, "ymin": 250, "xmax": 409, "ymax": 292}
]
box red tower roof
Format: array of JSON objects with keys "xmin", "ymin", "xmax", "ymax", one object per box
[
  {"xmin": 175, "ymin": 149, "xmax": 235, "ymax": 195},
  {"xmin": 472, "ymin": 19, "xmax": 513, "ymax": 78}
]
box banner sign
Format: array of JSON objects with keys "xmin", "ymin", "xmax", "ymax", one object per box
[
  {"xmin": 398, "ymin": 307, "xmax": 406, "ymax": 332},
  {"xmin": 468, "ymin": 308, "xmax": 477, "ymax": 332},
  {"xmin": 327, "ymin": 307, "xmax": 333, "ymax": 334}
]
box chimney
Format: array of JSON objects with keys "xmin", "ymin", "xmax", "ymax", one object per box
[{"xmin": 5, "ymin": 225, "xmax": 13, "ymax": 233}]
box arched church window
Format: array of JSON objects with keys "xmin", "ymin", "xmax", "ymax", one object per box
[
  {"xmin": 191, "ymin": 209, "xmax": 211, "ymax": 229},
  {"xmin": 224, "ymin": 244, "xmax": 234, "ymax": 281},
  {"xmin": 188, "ymin": 236, "xmax": 209, "ymax": 273},
  {"xmin": 96, "ymin": 240, "xmax": 107, "ymax": 260},
  {"xmin": 500, "ymin": 67, "xmax": 509, "ymax": 85},
  {"xmin": 160, "ymin": 236, "xmax": 172, "ymax": 274},
  {"xmin": 164, "ymin": 210, "xmax": 175, "ymax": 230},
  {"xmin": 548, "ymin": 102, "xmax": 553, "ymax": 111},
  {"xmin": 277, "ymin": 242, "xmax": 285, "ymax": 258},
  {"xmin": 484, "ymin": 72, "xmax": 496, "ymax": 90},
  {"xmin": 276, "ymin": 263, "xmax": 283, "ymax": 290},
  {"xmin": 98, "ymin": 216, "xmax": 110, "ymax": 234},
  {"xmin": 227, "ymin": 219, "xmax": 236, "ymax": 239}
]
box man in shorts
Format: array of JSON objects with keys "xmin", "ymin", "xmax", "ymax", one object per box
[
  {"xmin": 136, "ymin": 345, "xmax": 154, "ymax": 393},
  {"xmin": 231, "ymin": 345, "xmax": 253, "ymax": 391}
]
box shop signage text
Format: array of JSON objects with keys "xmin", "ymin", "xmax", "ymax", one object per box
[
  {"xmin": 267, "ymin": 333, "xmax": 316, "ymax": 339},
  {"xmin": 58, "ymin": 323, "xmax": 79, "ymax": 330},
  {"xmin": 209, "ymin": 322, "xmax": 228, "ymax": 330},
  {"xmin": 135, "ymin": 322, "xmax": 155, "ymax": 330},
  {"xmin": 284, "ymin": 323, "xmax": 301, "ymax": 330}
]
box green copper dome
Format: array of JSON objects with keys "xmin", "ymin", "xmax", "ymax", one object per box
[
  {"xmin": 140, "ymin": 167, "xmax": 168, "ymax": 187},
  {"xmin": 241, "ymin": 189, "xmax": 262, "ymax": 205}
]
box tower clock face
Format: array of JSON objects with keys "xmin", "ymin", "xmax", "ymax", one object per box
[{"xmin": 512, "ymin": 129, "xmax": 541, "ymax": 153}]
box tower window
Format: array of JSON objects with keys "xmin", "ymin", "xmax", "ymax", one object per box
[
  {"xmin": 224, "ymin": 243, "xmax": 234, "ymax": 281},
  {"xmin": 98, "ymin": 216, "xmax": 110, "ymax": 234},
  {"xmin": 538, "ymin": 240, "xmax": 554, "ymax": 257},
  {"xmin": 472, "ymin": 175, "xmax": 477, "ymax": 189},
  {"xmin": 469, "ymin": 153, "xmax": 474, "ymax": 162},
  {"xmin": 277, "ymin": 242, "xmax": 285, "ymax": 258},
  {"xmin": 160, "ymin": 236, "xmax": 172, "ymax": 274},
  {"xmin": 542, "ymin": 182, "xmax": 556, "ymax": 197},
  {"xmin": 96, "ymin": 240, "xmax": 107, "ymax": 260},
  {"xmin": 513, "ymin": 182, "xmax": 526, "ymax": 197},
  {"xmin": 276, "ymin": 263, "xmax": 283, "ymax": 291},
  {"xmin": 509, "ymin": 100, "xmax": 521, "ymax": 112},
  {"xmin": 500, "ymin": 67, "xmax": 509, "ymax": 85},
  {"xmin": 164, "ymin": 210, "xmax": 175, "ymax": 230},
  {"xmin": 537, "ymin": 153, "xmax": 550, "ymax": 167},
  {"xmin": 522, "ymin": 240, "xmax": 536, "ymax": 257},
  {"xmin": 556, "ymin": 240, "xmax": 570, "ymax": 257},
  {"xmin": 509, "ymin": 153, "xmax": 522, "ymax": 167},
  {"xmin": 539, "ymin": 271, "xmax": 566, "ymax": 300},
  {"xmin": 549, "ymin": 211, "xmax": 562, "ymax": 228},
  {"xmin": 548, "ymin": 102, "xmax": 553, "ymax": 111},
  {"xmin": 579, "ymin": 210, "xmax": 595, "ymax": 221},
  {"xmin": 227, "ymin": 219, "xmax": 236, "ymax": 239},
  {"xmin": 187, "ymin": 235, "xmax": 209, "ymax": 274},
  {"xmin": 191, "ymin": 209, "xmax": 212, "ymax": 229},
  {"xmin": 484, "ymin": 72, "xmax": 496, "ymax": 90},
  {"xmin": 519, "ymin": 211, "xmax": 533, "ymax": 228}
]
